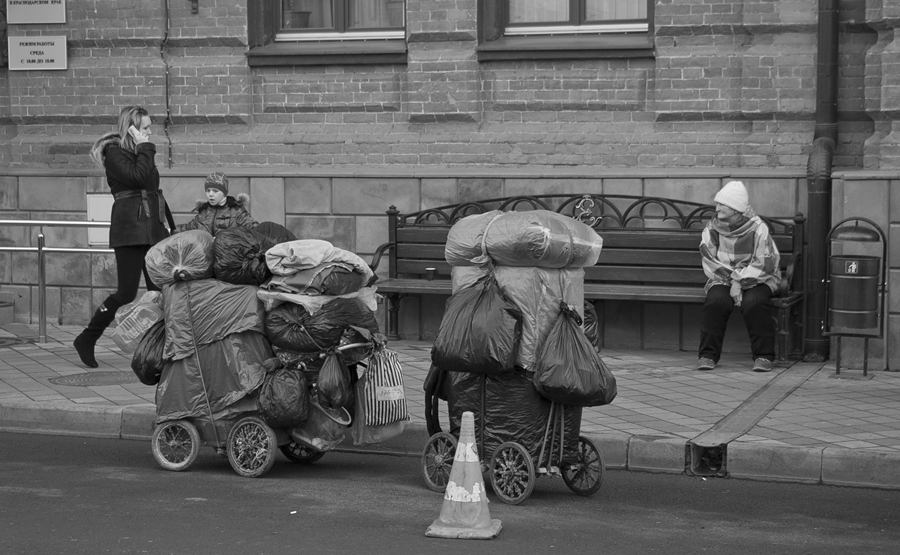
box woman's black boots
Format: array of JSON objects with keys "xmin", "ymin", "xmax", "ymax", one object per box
[{"xmin": 73, "ymin": 303, "xmax": 116, "ymax": 368}]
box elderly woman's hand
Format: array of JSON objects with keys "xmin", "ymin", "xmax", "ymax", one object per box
[{"xmin": 730, "ymin": 282, "xmax": 743, "ymax": 307}]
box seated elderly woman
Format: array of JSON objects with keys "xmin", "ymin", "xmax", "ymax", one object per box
[{"xmin": 697, "ymin": 181, "xmax": 781, "ymax": 373}]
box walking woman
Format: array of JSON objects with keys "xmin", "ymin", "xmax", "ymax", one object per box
[{"xmin": 74, "ymin": 106, "xmax": 174, "ymax": 368}]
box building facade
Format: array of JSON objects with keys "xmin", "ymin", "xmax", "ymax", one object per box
[{"xmin": 0, "ymin": 0, "xmax": 898, "ymax": 368}]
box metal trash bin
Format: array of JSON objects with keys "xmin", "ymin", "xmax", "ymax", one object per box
[
  {"xmin": 824, "ymin": 218, "xmax": 887, "ymax": 376},
  {"xmin": 828, "ymin": 255, "xmax": 880, "ymax": 330}
]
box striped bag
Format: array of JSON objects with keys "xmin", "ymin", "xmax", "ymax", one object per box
[{"xmin": 363, "ymin": 347, "xmax": 409, "ymax": 426}]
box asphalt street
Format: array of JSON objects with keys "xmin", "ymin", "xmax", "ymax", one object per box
[{"xmin": 2, "ymin": 432, "xmax": 899, "ymax": 555}]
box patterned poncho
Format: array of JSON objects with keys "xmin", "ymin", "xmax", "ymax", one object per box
[{"xmin": 700, "ymin": 209, "xmax": 781, "ymax": 294}]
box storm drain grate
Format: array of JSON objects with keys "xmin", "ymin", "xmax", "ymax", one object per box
[
  {"xmin": 0, "ymin": 337, "xmax": 35, "ymax": 348},
  {"xmin": 50, "ymin": 371, "xmax": 139, "ymax": 387}
]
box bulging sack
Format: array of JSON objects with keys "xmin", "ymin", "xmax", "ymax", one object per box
[
  {"xmin": 431, "ymin": 274, "xmax": 522, "ymax": 376},
  {"xmin": 533, "ymin": 302, "xmax": 617, "ymax": 407},
  {"xmin": 317, "ymin": 351, "xmax": 352, "ymax": 410},
  {"xmin": 131, "ymin": 320, "xmax": 167, "ymax": 386},
  {"xmin": 111, "ymin": 291, "xmax": 163, "ymax": 354},
  {"xmin": 258, "ymin": 360, "xmax": 310, "ymax": 429},
  {"xmin": 145, "ymin": 229, "xmax": 214, "ymax": 286},
  {"xmin": 213, "ymin": 226, "xmax": 272, "ymax": 286}
]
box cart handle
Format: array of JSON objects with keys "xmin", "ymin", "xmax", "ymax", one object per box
[{"xmin": 318, "ymin": 342, "xmax": 373, "ymax": 359}]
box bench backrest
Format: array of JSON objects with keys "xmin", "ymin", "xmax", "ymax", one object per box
[{"xmin": 385, "ymin": 195, "xmax": 805, "ymax": 293}]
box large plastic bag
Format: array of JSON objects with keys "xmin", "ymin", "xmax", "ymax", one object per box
[
  {"xmin": 533, "ymin": 302, "xmax": 617, "ymax": 407},
  {"xmin": 111, "ymin": 291, "xmax": 163, "ymax": 353},
  {"xmin": 155, "ymin": 330, "xmax": 271, "ymax": 423},
  {"xmin": 258, "ymin": 359, "xmax": 310, "ymax": 429},
  {"xmin": 363, "ymin": 346, "xmax": 409, "ymax": 426},
  {"xmin": 351, "ymin": 378, "xmax": 408, "ymax": 446},
  {"xmin": 445, "ymin": 210, "xmax": 603, "ymax": 268},
  {"xmin": 130, "ymin": 320, "xmax": 167, "ymax": 386},
  {"xmin": 213, "ymin": 226, "xmax": 272, "ymax": 286},
  {"xmin": 317, "ymin": 350, "xmax": 352, "ymax": 410},
  {"xmin": 145, "ymin": 229, "xmax": 215, "ymax": 287},
  {"xmin": 291, "ymin": 402, "xmax": 346, "ymax": 452},
  {"xmin": 451, "ymin": 265, "xmax": 584, "ymax": 370},
  {"xmin": 446, "ymin": 370, "xmax": 582, "ymax": 463},
  {"xmin": 264, "ymin": 296, "xmax": 378, "ymax": 352},
  {"xmin": 163, "ymin": 280, "xmax": 266, "ymax": 362},
  {"xmin": 431, "ymin": 274, "xmax": 522, "ymax": 376}
]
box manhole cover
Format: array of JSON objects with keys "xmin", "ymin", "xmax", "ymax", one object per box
[
  {"xmin": 50, "ymin": 371, "xmax": 139, "ymax": 387},
  {"xmin": 0, "ymin": 337, "xmax": 35, "ymax": 348}
]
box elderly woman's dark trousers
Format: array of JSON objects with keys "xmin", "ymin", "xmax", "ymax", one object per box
[{"xmin": 699, "ymin": 284, "xmax": 775, "ymax": 362}]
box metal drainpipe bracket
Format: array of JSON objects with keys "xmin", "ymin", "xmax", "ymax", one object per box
[{"xmin": 687, "ymin": 442, "xmax": 728, "ymax": 478}]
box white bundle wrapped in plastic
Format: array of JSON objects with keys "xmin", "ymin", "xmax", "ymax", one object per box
[
  {"xmin": 445, "ymin": 210, "xmax": 603, "ymax": 268},
  {"xmin": 451, "ymin": 265, "xmax": 584, "ymax": 371}
]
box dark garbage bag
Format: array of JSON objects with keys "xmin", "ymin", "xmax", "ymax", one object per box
[
  {"xmin": 533, "ymin": 302, "xmax": 617, "ymax": 407},
  {"xmin": 131, "ymin": 320, "xmax": 167, "ymax": 386},
  {"xmin": 431, "ymin": 275, "xmax": 522, "ymax": 376},
  {"xmin": 145, "ymin": 229, "xmax": 215, "ymax": 287},
  {"xmin": 318, "ymin": 266, "xmax": 366, "ymax": 296},
  {"xmin": 253, "ymin": 221, "xmax": 296, "ymax": 250},
  {"xmin": 258, "ymin": 359, "xmax": 310, "ymax": 429},
  {"xmin": 446, "ymin": 370, "xmax": 582, "ymax": 464},
  {"xmin": 213, "ymin": 227, "xmax": 272, "ymax": 286},
  {"xmin": 264, "ymin": 297, "xmax": 379, "ymax": 352},
  {"xmin": 583, "ymin": 300, "xmax": 601, "ymax": 352},
  {"xmin": 317, "ymin": 350, "xmax": 352, "ymax": 410}
]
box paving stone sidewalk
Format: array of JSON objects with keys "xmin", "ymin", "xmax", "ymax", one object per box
[{"xmin": 2, "ymin": 323, "xmax": 900, "ymax": 489}]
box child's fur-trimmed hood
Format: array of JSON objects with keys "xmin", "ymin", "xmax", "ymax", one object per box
[{"xmin": 193, "ymin": 193, "xmax": 250, "ymax": 212}]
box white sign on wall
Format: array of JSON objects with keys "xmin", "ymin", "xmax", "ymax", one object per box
[
  {"xmin": 7, "ymin": 0, "xmax": 67, "ymax": 24},
  {"xmin": 7, "ymin": 36, "xmax": 67, "ymax": 71},
  {"xmin": 87, "ymin": 195, "xmax": 113, "ymax": 247}
]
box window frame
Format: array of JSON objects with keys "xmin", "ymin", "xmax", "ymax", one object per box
[
  {"xmin": 477, "ymin": 0, "xmax": 654, "ymax": 62},
  {"xmin": 247, "ymin": 0, "xmax": 408, "ymax": 67}
]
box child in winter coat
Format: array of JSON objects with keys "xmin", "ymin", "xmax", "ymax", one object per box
[{"xmin": 177, "ymin": 172, "xmax": 258, "ymax": 236}]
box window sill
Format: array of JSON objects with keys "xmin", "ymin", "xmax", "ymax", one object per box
[
  {"xmin": 246, "ymin": 40, "xmax": 408, "ymax": 67},
  {"xmin": 476, "ymin": 34, "xmax": 654, "ymax": 62}
]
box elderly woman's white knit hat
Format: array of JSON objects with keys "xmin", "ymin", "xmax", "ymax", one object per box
[{"xmin": 714, "ymin": 181, "xmax": 749, "ymax": 213}]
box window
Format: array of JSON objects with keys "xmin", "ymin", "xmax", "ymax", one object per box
[
  {"xmin": 278, "ymin": 0, "xmax": 405, "ymax": 40},
  {"xmin": 505, "ymin": 0, "xmax": 649, "ymax": 36},
  {"xmin": 477, "ymin": 0, "xmax": 654, "ymax": 61},
  {"xmin": 247, "ymin": 0, "xmax": 407, "ymax": 67}
]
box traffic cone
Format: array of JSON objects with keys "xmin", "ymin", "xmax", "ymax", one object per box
[{"xmin": 425, "ymin": 411, "xmax": 502, "ymax": 540}]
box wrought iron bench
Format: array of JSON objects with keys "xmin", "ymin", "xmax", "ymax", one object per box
[{"xmin": 368, "ymin": 195, "xmax": 805, "ymax": 361}]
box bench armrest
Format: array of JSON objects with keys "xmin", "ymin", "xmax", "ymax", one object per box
[
  {"xmin": 369, "ymin": 242, "xmax": 394, "ymax": 273},
  {"xmin": 777, "ymin": 251, "xmax": 801, "ymax": 297}
]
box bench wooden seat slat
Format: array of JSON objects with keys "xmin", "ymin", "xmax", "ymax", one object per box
[{"xmin": 371, "ymin": 195, "xmax": 806, "ymax": 361}]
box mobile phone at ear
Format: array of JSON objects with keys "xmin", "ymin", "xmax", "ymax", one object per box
[{"xmin": 128, "ymin": 126, "xmax": 143, "ymax": 140}]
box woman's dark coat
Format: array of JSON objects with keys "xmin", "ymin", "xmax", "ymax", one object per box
[{"xmin": 92, "ymin": 132, "xmax": 171, "ymax": 248}]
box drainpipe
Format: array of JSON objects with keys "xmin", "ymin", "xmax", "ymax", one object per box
[{"xmin": 803, "ymin": 0, "xmax": 839, "ymax": 361}]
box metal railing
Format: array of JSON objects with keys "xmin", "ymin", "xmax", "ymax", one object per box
[{"xmin": 0, "ymin": 220, "xmax": 112, "ymax": 343}]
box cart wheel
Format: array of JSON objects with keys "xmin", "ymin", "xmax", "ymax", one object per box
[
  {"xmin": 227, "ymin": 416, "xmax": 277, "ymax": 478},
  {"xmin": 421, "ymin": 432, "xmax": 458, "ymax": 493},
  {"xmin": 562, "ymin": 436, "xmax": 605, "ymax": 497},
  {"xmin": 280, "ymin": 441, "xmax": 326, "ymax": 464},
  {"xmin": 151, "ymin": 420, "xmax": 200, "ymax": 472},
  {"xmin": 489, "ymin": 441, "xmax": 535, "ymax": 505}
]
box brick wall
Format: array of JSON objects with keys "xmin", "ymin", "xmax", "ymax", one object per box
[{"xmin": 1, "ymin": 0, "xmax": 895, "ymax": 169}]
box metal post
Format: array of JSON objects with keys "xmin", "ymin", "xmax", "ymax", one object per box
[{"xmin": 37, "ymin": 231, "xmax": 47, "ymax": 344}]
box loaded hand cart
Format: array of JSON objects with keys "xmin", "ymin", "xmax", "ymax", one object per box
[
  {"xmin": 422, "ymin": 366, "xmax": 605, "ymax": 505},
  {"xmin": 148, "ymin": 278, "xmax": 376, "ymax": 477}
]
